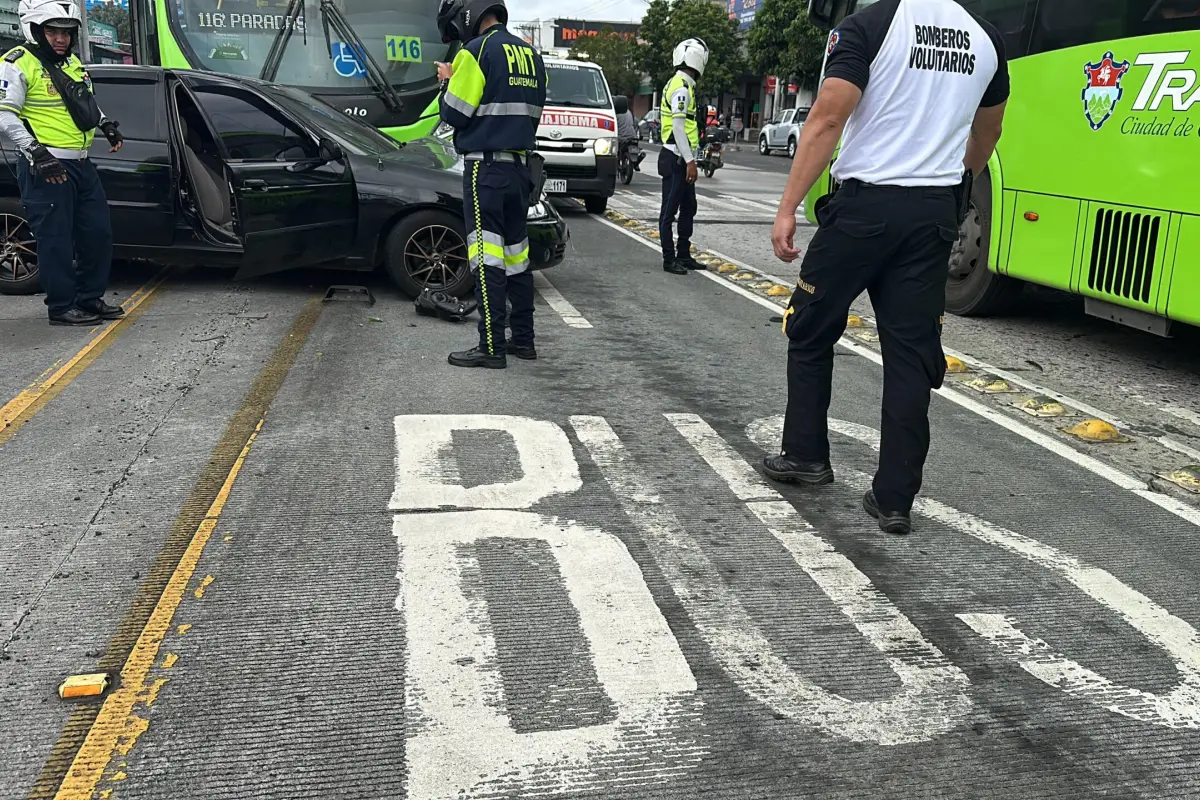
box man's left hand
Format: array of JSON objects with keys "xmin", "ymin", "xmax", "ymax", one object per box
[
  {"xmin": 772, "ymin": 213, "xmax": 800, "ymax": 262},
  {"xmin": 99, "ymin": 120, "xmax": 123, "ymax": 152}
]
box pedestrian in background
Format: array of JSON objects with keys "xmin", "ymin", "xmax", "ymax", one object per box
[
  {"xmin": 435, "ymin": 0, "xmax": 546, "ymax": 370},
  {"xmin": 656, "ymin": 37, "xmax": 709, "ymax": 277},
  {"xmin": 761, "ymin": 0, "xmax": 1009, "ymax": 535},
  {"xmin": 0, "ymin": 0, "xmax": 125, "ymax": 326}
]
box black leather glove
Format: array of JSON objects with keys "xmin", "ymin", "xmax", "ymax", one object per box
[
  {"xmin": 26, "ymin": 144, "xmax": 67, "ymax": 183},
  {"xmin": 99, "ymin": 119, "xmax": 123, "ymax": 149}
]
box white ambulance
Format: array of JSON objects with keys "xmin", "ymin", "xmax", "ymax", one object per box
[{"xmin": 537, "ymin": 56, "xmax": 619, "ymax": 214}]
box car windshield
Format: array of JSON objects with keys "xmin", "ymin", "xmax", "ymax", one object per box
[
  {"xmin": 264, "ymin": 83, "xmax": 402, "ymax": 154},
  {"xmin": 164, "ymin": 0, "xmax": 451, "ymax": 92},
  {"xmin": 544, "ymin": 62, "xmax": 611, "ymax": 109}
]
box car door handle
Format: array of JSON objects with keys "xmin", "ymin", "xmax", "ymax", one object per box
[{"xmin": 242, "ymin": 179, "xmax": 268, "ymax": 191}]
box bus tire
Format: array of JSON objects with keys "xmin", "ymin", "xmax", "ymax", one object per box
[
  {"xmin": 945, "ymin": 170, "xmax": 1020, "ymax": 317},
  {"xmin": 585, "ymin": 196, "xmax": 608, "ymax": 214},
  {"xmin": 0, "ymin": 197, "xmax": 40, "ymax": 295},
  {"xmin": 383, "ymin": 209, "xmax": 474, "ymax": 300}
]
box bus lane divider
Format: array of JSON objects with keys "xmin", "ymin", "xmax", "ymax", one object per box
[{"xmin": 592, "ymin": 209, "xmax": 1200, "ymax": 528}]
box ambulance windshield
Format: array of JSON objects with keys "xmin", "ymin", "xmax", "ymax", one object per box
[{"xmin": 544, "ymin": 62, "xmax": 612, "ymax": 109}]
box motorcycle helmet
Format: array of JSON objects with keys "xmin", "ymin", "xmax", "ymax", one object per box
[
  {"xmin": 437, "ymin": 0, "xmax": 508, "ymax": 43},
  {"xmin": 672, "ymin": 37, "xmax": 709, "ymax": 77},
  {"xmin": 19, "ymin": 0, "xmax": 80, "ymax": 61},
  {"xmin": 415, "ymin": 288, "xmax": 478, "ymax": 322}
]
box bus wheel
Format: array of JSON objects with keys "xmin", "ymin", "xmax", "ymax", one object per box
[
  {"xmin": 384, "ymin": 210, "xmax": 473, "ymax": 299},
  {"xmin": 0, "ymin": 200, "xmax": 40, "ymax": 295},
  {"xmin": 945, "ymin": 170, "xmax": 1020, "ymax": 316}
]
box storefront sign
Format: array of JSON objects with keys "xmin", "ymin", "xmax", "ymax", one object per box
[{"xmin": 553, "ymin": 19, "xmax": 640, "ymax": 49}]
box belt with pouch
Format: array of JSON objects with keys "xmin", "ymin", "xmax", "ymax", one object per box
[
  {"xmin": 464, "ymin": 150, "xmax": 546, "ymax": 206},
  {"xmin": 46, "ymin": 146, "xmax": 89, "ymax": 160}
]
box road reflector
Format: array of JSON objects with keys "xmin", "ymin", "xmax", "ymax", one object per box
[
  {"xmin": 966, "ymin": 374, "xmax": 1018, "ymax": 393},
  {"xmin": 753, "ymin": 281, "xmax": 775, "ymax": 290},
  {"xmin": 1017, "ymin": 396, "xmax": 1068, "ymax": 417},
  {"xmin": 718, "ymin": 264, "xmax": 738, "ymax": 273},
  {"xmin": 945, "ymin": 356, "xmax": 969, "ymax": 373},
  {"xmin": 847, "ymin": 315, "xmax": 866, "ymax": 327},
  {"xmin": 1063, "ymin": 419, "xmax": 1129, "ymax": 443},
  {"xmin": 732, "ymin": 272, "xmax": 756, "ymax": 281},
  {"xmin": 58, "ymin": 673, "xmax": 109, "ymax": 699},
  {"xmin": 1157, "ymin": 466, "xmax": 1200, "ymax": 494},
  {"xmin": 852, "ymin": 330, "xmax": 880, "ymax": 342},
  {"xmin": 766, "ymin": 285, "xmax": 791, "ymax": 297}
]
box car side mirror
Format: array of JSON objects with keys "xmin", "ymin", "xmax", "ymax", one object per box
[{"xmin": 318, "ymin": 136, "xmax": 344, "ymax": 163}]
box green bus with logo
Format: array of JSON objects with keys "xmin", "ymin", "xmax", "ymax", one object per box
[
  {"xmin": 128, "ymin": 0, "xmax": 451, "ymax": 143},
  {"xmin": 805, "ymin": 0, "xmax": 1200, "ymax": 336}
]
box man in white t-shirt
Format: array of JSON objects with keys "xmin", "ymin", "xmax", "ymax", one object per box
[{"xmin": 761, "ymin": 0, "xmax": 1010, "ymax": 536}]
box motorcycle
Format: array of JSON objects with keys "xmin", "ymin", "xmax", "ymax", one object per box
[
  {"xmin": 697, "ymin": 124, "xmax": 729, "ymax": 178},
  {"xmin": 618, "ymin": 140, "xmax": 644, "ymax": 185}
]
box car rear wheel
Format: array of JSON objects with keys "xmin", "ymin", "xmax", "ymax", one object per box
[
  {"xmin": 758, "ymin": 136, "xmax": 769, "ymax": 155},
  {"xmin": 384, "ymin": 210, "xmax": 473, "ymax": 299},
  {"xmin": 0, "ymin": 200, "xmax": 40, "ymax": 295},
  {"xmin": 946, "ymin": 170, "xmax": 1022, "ymax": 316}
]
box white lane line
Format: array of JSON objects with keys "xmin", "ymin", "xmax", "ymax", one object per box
[
  {"xmin": 589, "ymin": 213, "xmax": 1200, "ymax": 529},
  {"xmin": 533, "ymin": 271, "xmax": 592, "ymax": 329}
]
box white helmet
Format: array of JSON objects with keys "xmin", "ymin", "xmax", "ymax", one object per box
[
  {"xmin": 672, "ymin": 37, "xmax": 709, "ymax": 77},
  {"xmin": 19, "ymin": 0, "xmax": 81, "ymax": 44}
]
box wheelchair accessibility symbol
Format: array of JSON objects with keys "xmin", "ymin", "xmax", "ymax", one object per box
[{"xmin": 331, "ymin": 42, "xmax": 367, "ymax": 78}]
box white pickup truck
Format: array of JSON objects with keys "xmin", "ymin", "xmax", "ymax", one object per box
[{"xmin": 757, "ymin": 106, "xmax": 810, "ymax": 159}]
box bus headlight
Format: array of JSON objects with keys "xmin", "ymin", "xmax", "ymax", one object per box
[{"xmin": 593, "ymin": 137, "xmax": 616, "ymax": 156}]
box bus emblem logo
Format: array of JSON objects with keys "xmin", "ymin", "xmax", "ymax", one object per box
[{"xmin": 1082, "ymin": 51, "xmax": 1131, "ymax": 131}]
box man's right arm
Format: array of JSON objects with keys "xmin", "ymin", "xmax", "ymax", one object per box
[{"xmin": 0, "ymin": 60, "xmax": 35, "ymax": 152}]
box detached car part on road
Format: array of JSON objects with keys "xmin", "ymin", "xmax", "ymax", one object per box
[{"xmin": 0, "ymin": 66, "xmax": 569, "ymax": 299}]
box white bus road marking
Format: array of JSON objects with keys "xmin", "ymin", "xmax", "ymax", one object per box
[
  {"xmin": 594, "ymin": 209, "xmax": 1200, "ymax": 530},
  {"xmin": 745, "ymin": 414, "xmax": 1200, "ymax": 729},
  {"xmin": 533, "ymin": 271, "xmax": 592, "ymax": 329},
  {"xmin": 571, "ymin": 414, "xmax": 971, "ymax": 745}
]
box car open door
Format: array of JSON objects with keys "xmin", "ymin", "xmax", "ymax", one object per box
[{"xmin": 179, "ymin": 76, "xmax": 357, "ymax": 281}]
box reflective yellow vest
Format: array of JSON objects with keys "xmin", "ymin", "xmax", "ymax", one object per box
[
  {"xmin": 659, "ymin": 73, "xmax": 699, "ymax": 152},
  {"xmin": 1, "ymin": 46, "xmax": 95, "ymax": 150}
]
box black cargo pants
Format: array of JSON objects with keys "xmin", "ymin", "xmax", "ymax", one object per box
[{"xmin": 780, "ymin": 179, "xmax": 959, "ymax": 513}]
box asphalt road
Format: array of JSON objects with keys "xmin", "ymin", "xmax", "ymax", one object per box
[{"xmin": 3, "ymin": 164, "xmax": 1200, "ymax": 800}]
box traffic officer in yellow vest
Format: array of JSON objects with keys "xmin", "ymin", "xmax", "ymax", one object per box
[
  {"xmin": 657, "ymin": 37, "xmax": 708, "ymax": 276},
  {"xmin": 0, "ymin": 0, "xmax": 124, "ymax": 326},
  {"xmin": 435, "ymin": 0, "xmax": 546, "ymax": 369}
]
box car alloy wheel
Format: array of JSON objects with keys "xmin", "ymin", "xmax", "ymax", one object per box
[
  {"xmin": 759, "ymin": 136, "xmax": 769, "ymax": 155},
  {"xmin": 405, "ymin": 223, "xmax": 469, "ymax": 292},
  {"xmin": 0, "ymin": 212, "xmax": 39, "ymax": 294}
]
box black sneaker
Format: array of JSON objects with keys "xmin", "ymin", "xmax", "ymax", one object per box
[
  {"xmin": 761, "ymin": 455, "xmax": 834, "ymax": 486},
  {"xmin": 448, "ymin": 346, "xmax": 506, "ymax": 369},
  {"xmin": 77, "ymin": 298, "xmax": 125, "ymax": 320},
  {"xmin": 862, "ymin": 490, "xmax": 913, "ymax": 535},
  {"xmin": 677, "ymin": 255, "xmax": 705, "ymax": 270},
  {"xmin": 49, "ymin": 307, "xmax": 102, "ymax": 326},
  {"xmin": 505, "ymin": 340, "xmax": 537, "ymax": 360},
  {"xmin": 663, "ymin": 259, "xmax": 688, "ymax": 275}
]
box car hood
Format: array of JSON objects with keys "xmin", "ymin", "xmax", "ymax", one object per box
[{"xmin": 348, "ymin": 136, "xmax": 465, "ymax": 199}]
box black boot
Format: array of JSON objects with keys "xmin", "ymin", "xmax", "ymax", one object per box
[
  {"xmin": 505, "ymin": 339, "xmax": 537, "ymax": 360},
  {"xmin": 49, "ymin": 307, "xmax": 102, "ymax": 326},
  {"xmin": 761, "ymin": 454, "xmax": 834, "ymax": 486},
  {"xmin": 862, "ymin": 490, "xmax": 913, "ymax": 535},
  {"xmin": 663, "ymin": 258, "xmax": 688, "ymax": 275},
  {"xmin": 448, "ymin": 345, "xmax": 506, "ymax": 369},
  {"xmin": 677, "ymin": 255, "xmax": 705, "ymax": 270},
  {"xmin": 77, "ymin": 298, "xmax": 125, "ymax": 320}
]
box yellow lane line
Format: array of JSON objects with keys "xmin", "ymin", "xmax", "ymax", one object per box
[{"xmin": 0, "ymin": 271, "xmax": 168, "ymax": 445}]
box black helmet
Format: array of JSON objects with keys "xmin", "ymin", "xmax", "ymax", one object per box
[{"xmin": 436, "ymin": 0, "xmax": 507, "ymax": 43}]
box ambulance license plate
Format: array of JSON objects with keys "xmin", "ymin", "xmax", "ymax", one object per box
[{"xmin": 545, "ymin": 179, "xmax": 567, "ymax": 193}]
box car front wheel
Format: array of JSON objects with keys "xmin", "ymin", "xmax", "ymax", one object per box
[
  {"xmin": 758, "ymin": 136, "xmax": 769, "ymax": 155},
  {"xmin": 384, "ymin": 209, "xmax": 473, "ymax": 299},
  {"xmin": 0, "ymin": 200, "xmax": 40, "ymax": 295},
  {"xmin": 787, "ymin": 138, "xmax": 797, "ymax": 159}
]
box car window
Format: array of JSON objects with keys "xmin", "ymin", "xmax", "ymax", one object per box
[
  {"xmin": 191, "ymin": 85, "xmax": 318, "ymax": 162},
  {"xmin": 91, "ymin": 78, "xmax": 159, "ymax": 141}
]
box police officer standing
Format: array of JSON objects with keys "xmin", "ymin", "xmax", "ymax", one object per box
[
  {"xmin": 761, "ymin": 0, "xmax": 1009, "ymax": 535},
  {"xmin": 657, "ymin": 37, "xmax": 709, "ymax": 276},
  {"xmin": 0, "ymin": 0, "xmax": 124, "ymax": 326},
  {"xmin": 435, "ymin": 0, "xmax": 546, "ymax": 369}
]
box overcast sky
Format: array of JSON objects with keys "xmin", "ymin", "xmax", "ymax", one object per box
[{"xmin": 510, "ymin": 0, "xmax": 649, "ymax": 25}]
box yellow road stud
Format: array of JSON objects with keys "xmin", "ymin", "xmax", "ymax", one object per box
[
  {"xmin": 719, "ymin": 263, "xmax": 738, "ymax": 273},
  {"xmin": 59, "ymin": 673, "xmax": 109, "ymax": 699},
  {"xmin": 731, "ymin": 272, "xmax": 757, "ymax": 281},
  {"xmin": 1063, "ymin": 419, "xmax": 1129, "ymax": 443},
  {"xmin": 1159, "ymin": 466, "xmax": 1200, "ymax": 493},
  {"xmin": 767, "ymin": 285, "xmax": 791, "ymax": 297},
  {"xmin": 944, "ymin": 355, "xmax": 968, "ymax": 373},
  {"xmin": 1018, "ymin": 396, "xmax": 1067, "ymax": 417},
  {"xmin": 853, "ymin": 330, "xmax": 880, "ymax": 342},
  {"xmin": 847, "ymin": 315, "xmax": 866, "ymax": 327}
]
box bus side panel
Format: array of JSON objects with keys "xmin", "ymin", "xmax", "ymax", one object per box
[
  {"xmin": 381, "ymin": 96, "xmax": 442, "ymax": 144},
  {"xmin": 1075, "ymin": 201, "xmax": 1172, "ymax": 315},
  {"xmin": 152, "ymin": 0, "xmax": 191, "ymax": 67},
  {"xmin": 1164, "ymin": 215, "xmax": 1200, "ymax": 326},
  {"xmin": 1003, "ymin": 192, "xmax": 1081, "ymax": 293}
]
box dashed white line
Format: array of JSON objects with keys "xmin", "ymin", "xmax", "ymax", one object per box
[
  {"xmin": 533, "ymin": 271, "xmax": 592, "ymax": 329},
  {"xmin": 589, "ymin": 212, "xmax": 1200, "ymax": 529}
]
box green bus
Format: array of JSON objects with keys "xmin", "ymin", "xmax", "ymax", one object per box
[
  {"xmin": 804, "ymin": 0, "xmax": 1200, "ymax": 336},
  {"xmin": 128, "ymin": 0, "xmax": 451, "ymax": 143}
]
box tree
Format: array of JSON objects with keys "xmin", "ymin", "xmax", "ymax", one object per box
[
  {"xmin": 746, "ymin": 0, "xmax": 827, "ymax": 91},
  {"xmin": 87, "ymin": 4, "xmax": 131, "ymax": 44},
  {"xmin": 639, "ymin": 0, "xmax": 745, "ymax": 97},
  {"xmin": 569, "ymin": 28, "xmax": 644, "ymax": 99}
]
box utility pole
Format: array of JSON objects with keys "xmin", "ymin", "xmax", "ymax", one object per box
[{"xmin": 78, "ymin": 0, "xmax": 91, "ymax": 63}]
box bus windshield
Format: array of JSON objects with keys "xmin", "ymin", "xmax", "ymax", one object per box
[
  {"xmin": 544, "ymin": 62, "xmax": 611, "ymax": 109},
  {"xmin": 164, "ymin": 0, "xmax": 452, "ymax": 92}
]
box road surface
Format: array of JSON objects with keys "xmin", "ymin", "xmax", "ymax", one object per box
[{"xmin": 3, "ymin": 154, "xmax": 1200, "ymax": 800}]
